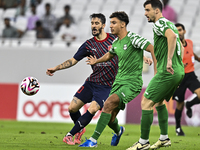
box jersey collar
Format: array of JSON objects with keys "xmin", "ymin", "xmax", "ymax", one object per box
[{"xmin": 94, "ymin": 33, "xmax": 109, "ymax": 42}]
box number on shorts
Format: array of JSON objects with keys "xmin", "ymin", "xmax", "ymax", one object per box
[{"xmin": 77, "ymin": 86, "xmax": 84, "ymax": 93}]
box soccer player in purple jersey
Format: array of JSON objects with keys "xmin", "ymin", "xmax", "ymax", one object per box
[{"xmin": 46, "ymin": 13, "xmax": 118, "ymax": 145}]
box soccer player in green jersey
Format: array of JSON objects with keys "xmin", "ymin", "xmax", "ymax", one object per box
[
  {"xmin": 79, "ymin": 11, "xmax": 156, "ymax": 147},
  {"xmin": 126, "ymin": 0, "xmax": 185, "ymax": 150}
]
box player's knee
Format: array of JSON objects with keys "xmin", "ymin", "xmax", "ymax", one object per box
[
  {"xmin": 103, "ymin": 103, "xmax": 111, "ymax": 112},
  {"xmin": 197, "ymin": 95, "xmax": 200, "ymax": 101},
  {"xmin": 108, "ymin": 118, "xmax": 115, "ymax": 124},
  {"xmin": 196, "ymin": 92, "xmax": 200, "ymax": 100},
  {"xmin": 141, "ymin": 100, "xmax": 149, "ymax": 110},
  {"xmin": 87, "ymin": 101, "xmax": 101, "ymax": 114},
  {"xmin": 176, "ymin": 101, "xmax": 184, "ymax": 110},
  {"xmin": 141, "ymin": 97, "xmax": 154, "ymax": 110},
  {"xmin": 194, "ymin": 88, "xmax": 200, "ymax": 99},
  {"xmin": 88, "ymin": 107, "xmax": 99, "ymax": 115},
  {"xmin": 102, "ymin": 102, "xmax": 116, "ymax": 114},
  {"xmin": 68, "ymin": 105, "xmax": 78, "ymax": 113}
]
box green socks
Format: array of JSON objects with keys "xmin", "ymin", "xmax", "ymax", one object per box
[
  {"xmin": 140, "ymin": 104, "xmax": 168, "ymax": 140},
  {"xmin": 108, "ymin": 118, "xmax": 121, "ymax": 134},
  {"xmin": 140, "ymin": 110, "xmax": 153, "ymax": 139},
  {"xmin": 91, "ymin": 112, "xmax": 111, "ymax": 140},
  {"xmin": 156, "ymin": 104, "xmax": 168, "ymax": 135}
]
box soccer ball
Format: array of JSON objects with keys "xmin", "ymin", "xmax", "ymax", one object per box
[{"xmin": 20, "ymin": 77, "xmax": 40, "ymax": 96}]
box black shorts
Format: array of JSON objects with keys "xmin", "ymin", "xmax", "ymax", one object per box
[
  {"xmin": 173, "ymin": 72, "xmax": 200, "ymax": 102},
  {"xmin": 74, "ymin": 81, "xmax": 111, "ymax": 108}
]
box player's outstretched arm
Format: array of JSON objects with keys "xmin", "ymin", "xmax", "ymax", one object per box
[
  {"xmin": 46, "ymin": 58, "xmax": 78, "ymax": 76},
  {"xmin": 86, "ymin": 52, "xmax": 114, "ymax": 65}
]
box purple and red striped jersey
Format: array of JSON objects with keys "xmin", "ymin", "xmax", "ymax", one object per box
[{"xmin": 73, "ymin": 33, "xmax": 118, "ymax": 87}]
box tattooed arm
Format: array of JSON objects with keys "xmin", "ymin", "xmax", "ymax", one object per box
[{"xmin": 46, "ymin": 58, "xmax": 78, "ymax": 76}]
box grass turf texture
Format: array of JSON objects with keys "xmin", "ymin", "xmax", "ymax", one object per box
[{"xmin": 0, "ymin": 120, "xmax": 200, "ymax": 150}]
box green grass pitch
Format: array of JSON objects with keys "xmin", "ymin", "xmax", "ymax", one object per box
[{"xmin": 0, "ymin": 120, "xmax": 200, "ymax": 150}]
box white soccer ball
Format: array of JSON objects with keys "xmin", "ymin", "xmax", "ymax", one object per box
[{"xmin": 20, "ymin": 77, "xmax": 40, "ymax": 96}]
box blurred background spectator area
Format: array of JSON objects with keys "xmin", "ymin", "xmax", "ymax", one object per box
[{"xmin": 0, "ymin": 0, "xmax": 199, "ymax": 48}]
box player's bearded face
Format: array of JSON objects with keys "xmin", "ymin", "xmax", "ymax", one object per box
[
  {"xmin": 91, "ymin": 18, "xmax": 104, "ymax": 36},
  {"xmin": 178, "ymin": 32, "xmax": 184, "ymax": 41},
  {"xmin": 144, "ymin": 4, "xmax": 156, "ymax": 22},
  {"xmin": 176, "ymin": 27, "xmax": 185, "ymax": 41},
  {"xmin": 92, "ymin": 26, "xmax": 103, "ymax": 36},
  {"xmin": 148, "ymin": 14, "xmax": 156, "ymax": 22}
]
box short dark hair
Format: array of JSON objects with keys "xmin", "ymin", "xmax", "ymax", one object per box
[
  {"xmin": 64, "ymin": 5, "xmax": 70, "ymax": 9},
  {"xmin": 4, "ymin": 17, "xmax": 10, "ymax": 21},
  {"xmin": 31, "ymin": 4, "xmax": 36, "ymax": 8},
  {"xmin": 90, "ymin": 13, "xmax": 106, "ymax": 24},
  {"xmin": 45, "ymin": 3, "xmax": 51, "ymax": 7},
  {"xmin": 143, "ymin": 0, "xmax": 163, "ymax": 12},
  {"xmin": 36, "ymin": 20, "xmax": 42, "ymax": 27},
  {"xmin": 175, "ymin": 23, "xmax": 185, "ymax": 30},
  {"xmin": 109, "ymin": 11, "xmax": 129, "ymax": 26}
]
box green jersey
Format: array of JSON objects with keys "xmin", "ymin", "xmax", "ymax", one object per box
[
  {"xmin": 153, "ymin": 17, "xmax": 184, "ymax": 71},
  {"xmin": 109, "ymin": 31, "xmax": 151, "ymax": 84}
]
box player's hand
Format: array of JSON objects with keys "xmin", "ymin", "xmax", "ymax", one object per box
[
  {"xmin": 46, "ymin": 68, "xmax": 56, "ymax": 76},
  {"xmin": 144, "ymin": 58, "xmax": 153, "ymax": 66},
  {"xmin": 167, "ymin": 59, "xmax": 174, "ymax": 74},
  {"xmin": 86, "ymin": 55, "xmax": 97, "ymax": 65}
]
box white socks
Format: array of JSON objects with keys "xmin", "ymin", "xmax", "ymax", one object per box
[
  {"xmin": 159, "ymin": 134, "xmax": 168, "ymax": 140},
  {"xmin": 139, "ymin": 134, "xmax": 168, "ymax": 145},
  {"xmin": 139, "ymin": 138, "xmax": 149, "ymax": 144},
  {"xmin": 89, "ymin": 137, "xmax": 97, "ymax": 143},
  {"xmin": 66, "ymin": 132, "xmax": 72, "ymax": 136}
]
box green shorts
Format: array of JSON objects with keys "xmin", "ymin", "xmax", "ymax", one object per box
[
  {"xmin": 109, "ymin": 82, "xmax": 142, "ymax": 110},
  {"xmin": 144, "ymin": 70, "xmax": 184, "ymax": 103}
]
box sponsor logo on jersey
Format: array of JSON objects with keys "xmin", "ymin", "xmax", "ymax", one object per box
[
  {"xmin": 91, "ymin": 48, "xmax": 97, "ymax": 51},
  {"xmin": 108, "ymin": 45, "xmax": 112, "ymax": 51},
  {"xmin": 96, "ymin": 62, "xmax": 112, "ymax": 67},
  {"xmin": 123, "ymin": 44, "xmax": 127, "ymax": 50}
]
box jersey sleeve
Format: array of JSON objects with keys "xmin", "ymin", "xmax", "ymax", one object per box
[
  {"xmin": 73, "ymin": 42, "xmax": 89, "ymax": 61},
  {"xmin": 109, "ymin": 45, "xmax": 116, "ymax": 55},
  {"xmin": 153, "ymin": 18, "xmax": 170, "ymax": 36},
  {"xmin": 109, "ymin": 38, "xmax": 117, "ymax": 55},
  {"xmin": 129, "ymin": 33, "xmax": 151, "ymax": 50}
]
